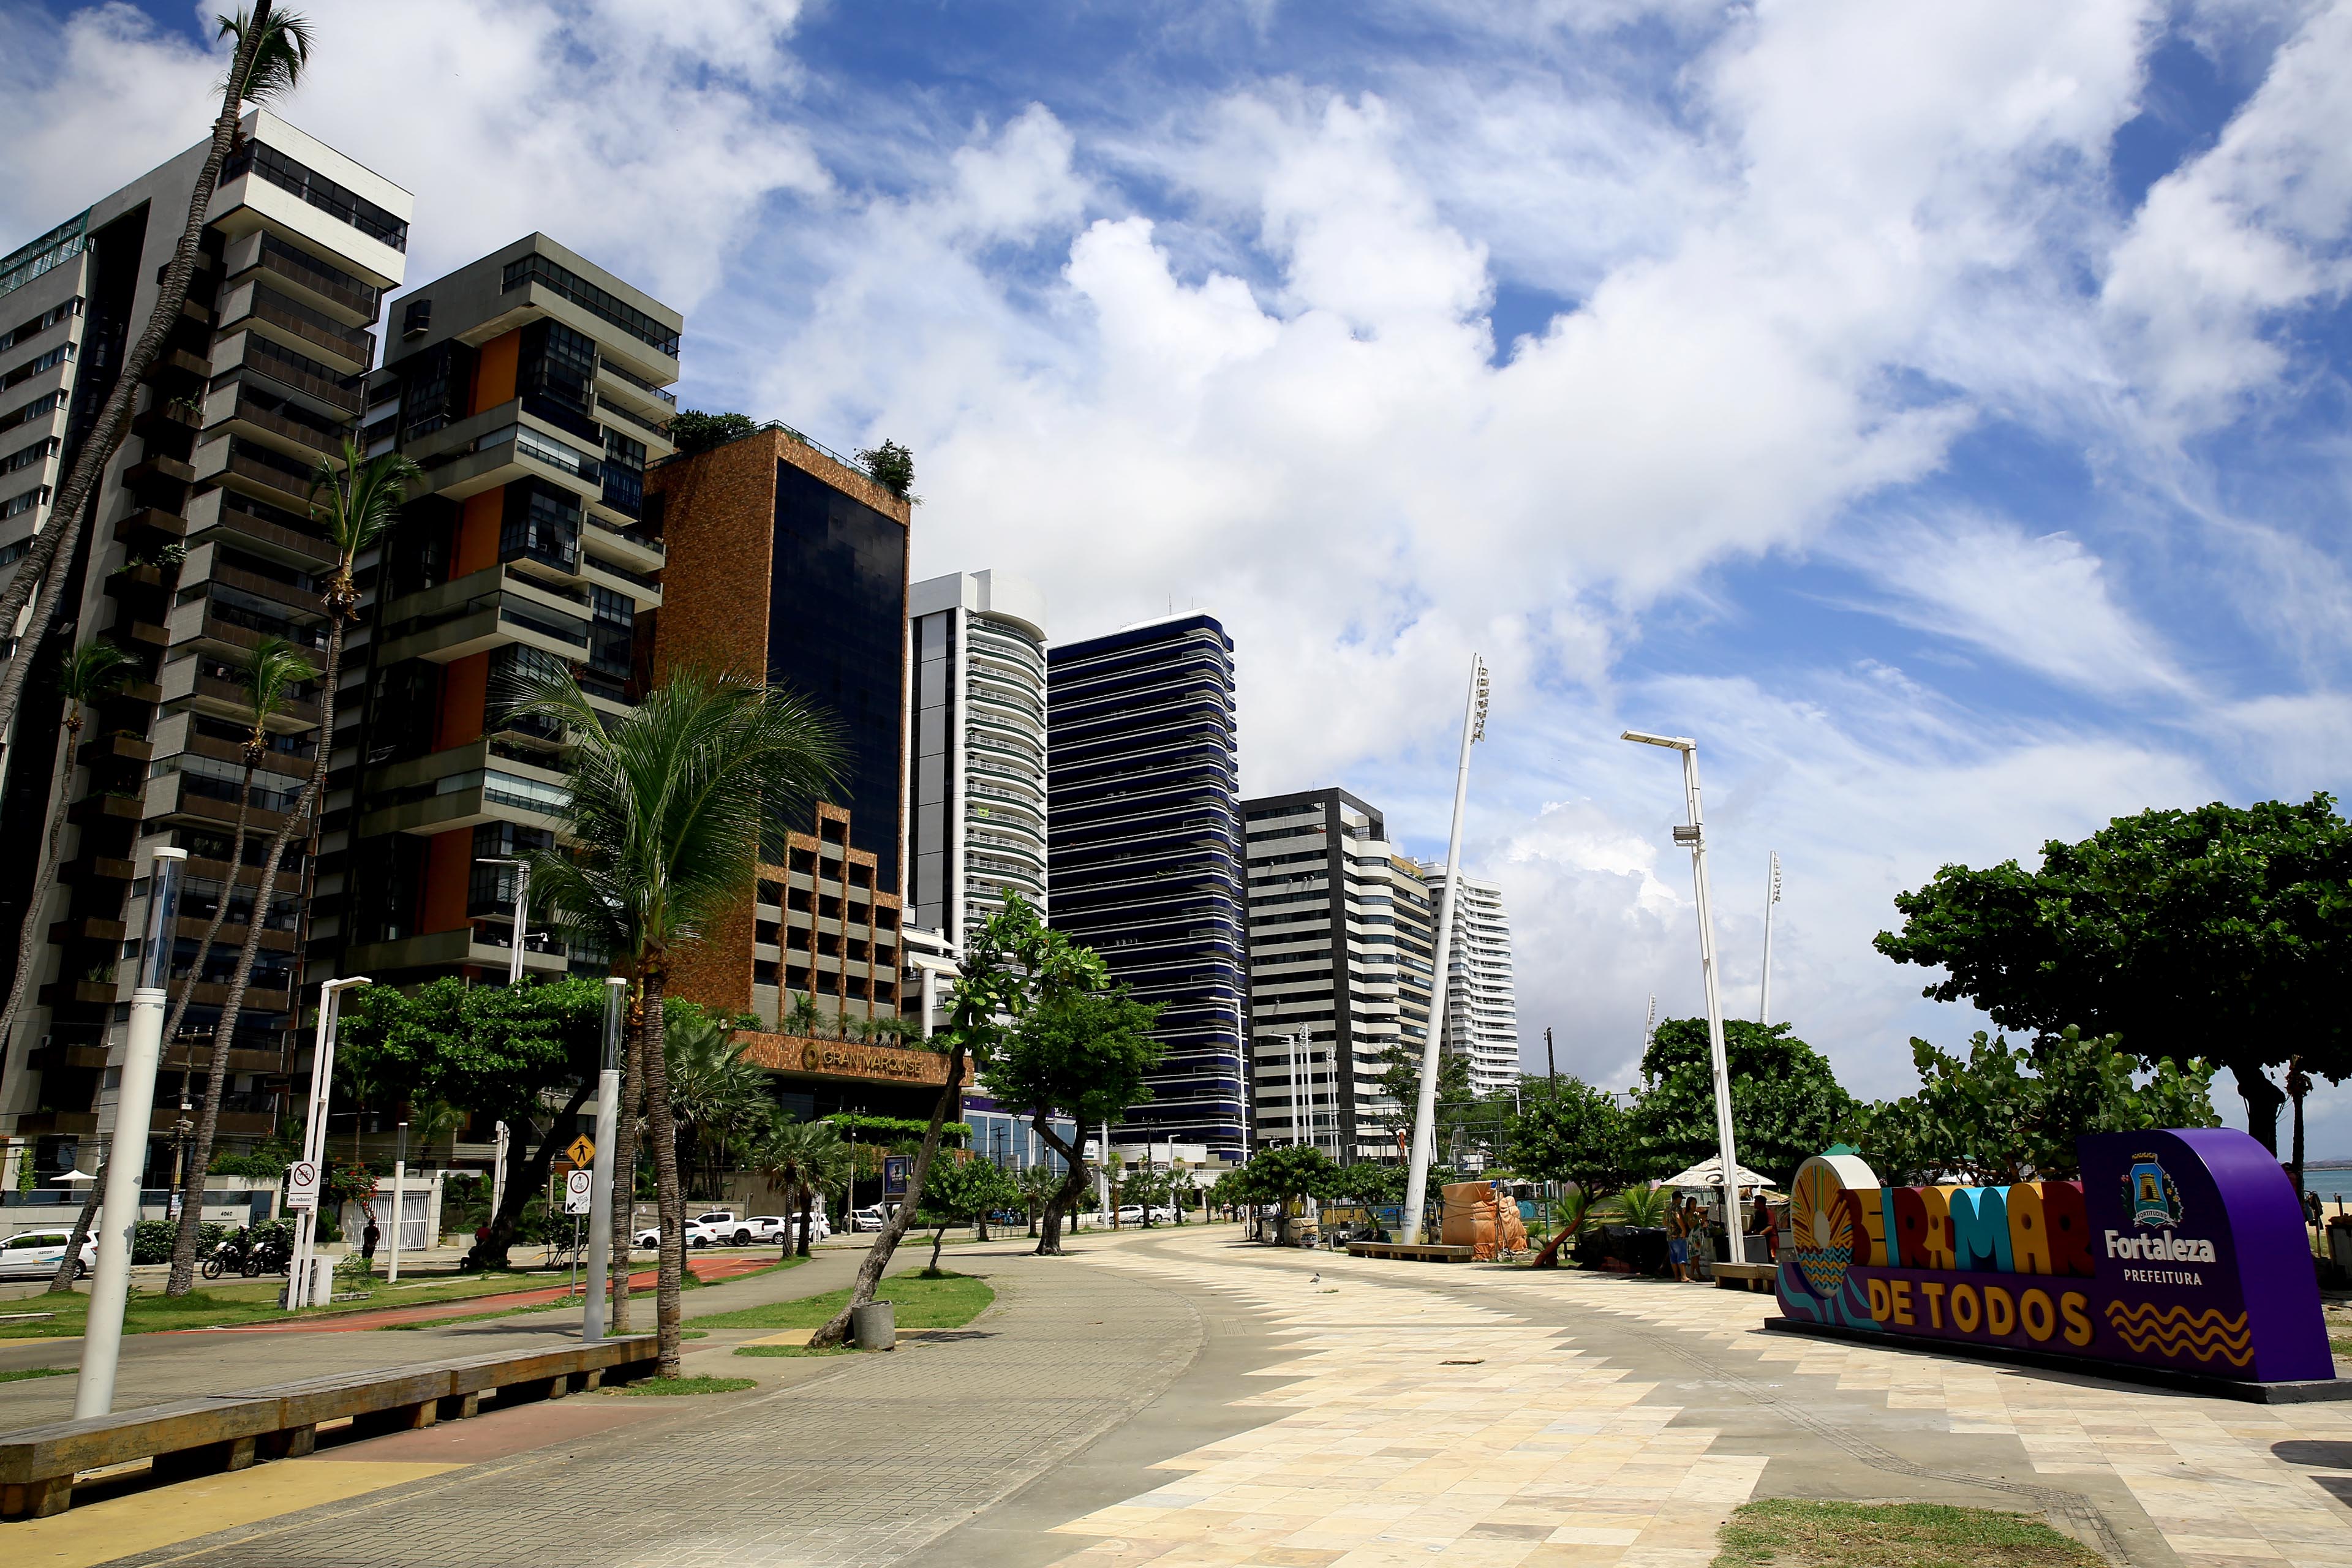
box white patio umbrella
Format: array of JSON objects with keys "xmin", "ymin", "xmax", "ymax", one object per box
[
  {"xmin": 56, "ymin": 1169, "xmax": 98, "ymax": 1183},
  {"xmin": 1656, "ymin": 1155, "xmax": 1776, "ymax": 1193}
]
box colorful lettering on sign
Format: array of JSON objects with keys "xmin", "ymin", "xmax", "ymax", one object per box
[{"xmin": 1774, "ymin": 1131, "xmax": 2335, "ymax": 1387}]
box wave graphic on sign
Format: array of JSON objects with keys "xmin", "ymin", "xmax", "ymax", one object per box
[{"xmin": 2103, "ymin": 1302, "xmax": 2253, "ymax": 1366}]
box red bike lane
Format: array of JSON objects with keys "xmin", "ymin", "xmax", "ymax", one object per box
[{"xmin": 167, "ymin": 1252, "xmax": 779, "ymax": 1334}]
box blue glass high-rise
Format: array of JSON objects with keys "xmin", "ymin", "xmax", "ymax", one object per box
[{"xmin": 1046, "ymin": 614, "xmax": 1249, "ymax": 1163}]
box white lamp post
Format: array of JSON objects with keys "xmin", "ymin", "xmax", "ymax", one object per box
[
  {"xmin": 75, "ymin": 846, "xmax": 185, "ymax": 1418},
  {"xmin": 1758, "ymin": 851, "xmax": 1782, "ymax": 1025},
  {"xmin": 287, "ymin": 976, "xmax": 371, "ymax": 1311},
  {"xmin": 1621, "ymin": 729, "xmax": 1745, "ymax": 1264},
  {"xmin": 581, "ymin": 976, "xmax": 625, "ymax": 1341},
  {"xmin": 386, "ymin": 1120, "xmax": 407, "ymax": 1283},
  {"xmin": 1401, "ymin": 654, "xmax": 1488, "ymax": 1246},
  {"xmin": 477, "ymin": 856, "xmax": 532, "ymax": 985}
]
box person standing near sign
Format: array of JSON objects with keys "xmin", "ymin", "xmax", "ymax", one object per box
[{"xmin": 361, "ymin": 1220, "xmax": 380, "ymax": 1267}]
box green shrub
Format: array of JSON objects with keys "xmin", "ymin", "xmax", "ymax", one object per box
[{"xmin": 131, "ymin": 1219, "xmax": 175, "ymax": 1265}]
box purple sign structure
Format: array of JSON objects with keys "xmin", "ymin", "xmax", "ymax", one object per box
[{"xmin": 1777, "ymin": 1127, "xmax": 2334, "ymax": 1387}]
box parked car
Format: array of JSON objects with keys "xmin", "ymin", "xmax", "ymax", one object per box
[
  {"xmin": 751, "ymin": 1213, "xmax": 831, "ymax": 1243},
  {"xmin": 851, "ymin": 1205, "xmax": 895, "ymax": 1232},
  {"xmin": 631, "ymin": 1220, "xmax": 728, "ymax": 1250},
  {"xmin": 0, "ymin": 1229, "xmax": 94, "ymax": 1280}
]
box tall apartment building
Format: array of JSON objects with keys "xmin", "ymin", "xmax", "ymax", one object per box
[
  {"xmin": 0, "ymin": 112, "xmax": 409, "ymax": 1180},
  {"xmin": 1046, "ymin": 614, "xmax": 1247, "ymax": 1162},
  {"xmin": 309, "ymin": 236, "xmax": 677, "ymax": 992},
  {"xmin": 645, "ymin": 423, "xmax": 911, "ymax": 1030},
  {"xmin": 1239, "ymin": 788, "xmax": 1409, "ymax": 1160},
  {"xmin": 906, "ymin": 570, "xmax": 1047, "ymax": 951},
  {"xmin": 1422, "ymin": 865, "xmax": 1520, "ymax": 1096}
]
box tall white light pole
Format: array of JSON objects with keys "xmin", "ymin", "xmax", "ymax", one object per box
[
  {"xmin": 386, "ymin": 1120, "xmax": 407, "ymax": 1283},
  {"xmin": 478, "ymin": 856, "xmax": 532, "ymax": 985},
  {"xmin": 1401, "ymin": 654, "xmax": 1488, "ymax": 1246},
  {"xmin": 287, "ymin": 976, "xmax": 371, "ymax": 1311},
  {"xmin": 1758, "ymin": 851, "xmax": 1782, "ymax": 1025},
  {"xmin": 582, "ymin": 976, "xmax": 625, "ymax": 1341},
  {"xmin": 76, "ymin": 847, "xmax": 184, "ymax": 1418},
  {"xmin": 1621, "ymin": 729, "xmax": 1746, "ymax": 1264}
]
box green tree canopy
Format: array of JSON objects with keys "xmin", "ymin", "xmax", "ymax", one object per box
[
  {"xmin": 1232, "ymin": 1143, "xmax": 1343, "ymax": 1208},
  {"xmin": 1513, "ymin": 1077, "xmax": 1640, "ymax": 1200},
  {"xmin": 1631, "ymin": 1019, "xmax": 1857, "ymax": 1188},
  {"xmin": 1861, "ymin": 1025, "xmax": 2220, "ymax": 1185},
  {"xmin": 914, "ymin": 1155, "xmax": 1020, "ymax": 1268},
  {"xmin": 668, "ymin": 409, "xmax": 760, "ymax": 456},
  {"xmin": 1873, "ymin": 794, "xmax": 2352, "ymax": 1149},
  {"xmin": 341, "ymin": 975, "xmax": 606, "ymax": 1123}
]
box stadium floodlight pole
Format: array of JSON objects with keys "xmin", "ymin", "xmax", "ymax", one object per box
[
  {"xmin": 76, "ymin": 848, "xmax": 184, "ymax": 1418},
  {"xmin": 1758, "ymin": 850, "xmax": 1782, "ymax": 1025},
  {"xmin": 1621, "ymin": 728, "xmax": 1745, "ymax": 1263},
  {"xmin": 1401, "ymin": 654, "xmax": 1489, "ymax": 1246},
  {"xmin": 581, "ymin": 976, "xmax": 626, "ymax": 1342}
]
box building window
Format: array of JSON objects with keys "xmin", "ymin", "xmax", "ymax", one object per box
[
  {"xmin": 499, "ymin": 254, "xmax": 679, "ymax": 357},
  {"xmin": 517, "ymin": 318, "xmax": 599, "ymax": 442},
  {"xmin": 222, "ymin": 141, "xmax": 409, "ymax": 252},
  {"xmin": 500, "ymin": 480, "xmax": 581, "ymax": 573}
]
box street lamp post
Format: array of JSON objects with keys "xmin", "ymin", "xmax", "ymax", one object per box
[
  {"xmin": 288, "ymin": 976, "xmax": 372, "ymax": 1311},
  {"xmin": 477, "ymin": 856, "xmax": 532, "ymax": 985},
  {"xmin": 75, "ymin": 847, "xmax": 184, "ymax": 1419},
  {"xmin": 1758, "ymin": 851, "xmax": 1782, "ymax": 1025},
  {"xmin": 1621, "ymin": 729, "xmax": 1745, "ymax": 1264},
  {"xmin": 386, "ymin": 1120, "xmax": 408, "ymax": 1283},
  {"xmin": 1401, "ymin": 654, "xmax": 1489, "ymax": 1247},
  {"xmin": 582, "ymin": 976, "xmax": 625, "ymax": 1341}
]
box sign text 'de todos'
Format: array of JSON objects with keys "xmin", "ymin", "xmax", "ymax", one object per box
[{"xmin": 1776, "ymin": 1128, "xmax": 2333, "ymax": 1386}]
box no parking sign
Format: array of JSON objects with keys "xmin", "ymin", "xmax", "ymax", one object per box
[{"xmin": 286, "ymin": 1160, "xmax": 320, "ymax": 1212}]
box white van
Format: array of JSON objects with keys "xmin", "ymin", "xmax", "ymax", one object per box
[{"xmin": 0, "ymin": 1229, "xmax": 95, "ymax": 1280}]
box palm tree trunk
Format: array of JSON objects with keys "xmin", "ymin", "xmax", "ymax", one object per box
[
  {"xmin": 0, "ymin": 714, "xmax": 81, "ymax": 1050},
  {"xmin": 0, "ymin": 7, "xmax": 273, "ymax": 748},
  {"xmin": 47, "ymin": 1161, "xmax": 104, "ymax": 1295},
  {"xmin": 168, "ymin": 616, "xmax": 343, "ymax": 1295},
  {"xmin": 795, "ymin": 1187, "xmax": 813, "ymax": 1259},
  {"xmin": 159, "ymin": 760, "xmax": 257, "ymax": 1294},
  {"xmin": 639, "ymin": 968, "xmax": 685, "ymax": 1376},
  {"xmin": 607, "ymin": 1008, "xmax": 644, "ymax": 1335},
  {"xmin": 811, "ymin": 1035, "xmax": 967, "ymax": 1347}
]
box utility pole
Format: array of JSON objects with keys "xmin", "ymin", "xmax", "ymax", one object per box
[
  {"xmin": 1403, "ymin": 654, "xmax": 1489, "ymax": 1246},
  {"xmin": 1545, "ymin": 1026, "xmax": 1556, "ymax": 1092},
  {"xmin": 1758, "ymin": 851, "xmax": 1782, "ymax": 1025},
  {"xmin": 1621, "ymin": 729, "xmax": 1746, "ymax": 1264},
  {"xmin": 386, "ymin": 1120, "xmax": 407, "ymax": 1283},
  {"xmin": 76, "ymin": 848, "xmax": 184, "ymax": 1418}
]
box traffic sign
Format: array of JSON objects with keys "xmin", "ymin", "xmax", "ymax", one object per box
[
  {"xmin": 287, "ymin": 1159, "xmax": 320, "ymax": 1212},
  {"xmin": 563, "ymin": 1167, "xmax": 593, "ymax": 1215},
  {"xmin": 565, "ymin": 1134, "xmax": 595, "ymax": 1167}
]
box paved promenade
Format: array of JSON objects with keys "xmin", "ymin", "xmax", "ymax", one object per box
[{"xmin": 2, "ymin": 1224, "xmax": 2348, "ymax": 1568}]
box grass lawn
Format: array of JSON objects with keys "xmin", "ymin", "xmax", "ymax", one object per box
[
  {"xmin": 695, "ymin": 1270, "xmax": 994, "ymax": 1332},
  {"xmin": 0, "ymin": 1365, "xmax": 72, "ymax": 1383},
  {"xmin": 1714, "ymin": 1501, "xmax": 2101, "ymax": 1568},
  {"xmin": 611, "ymin": 1376, "xmax": 754, "ymax": 1396},
  {"xmin": 382, "ymin": 1256, "xmax": 802, "ymax": 1331},
  {"xmin": 0, "ymin": 1267, "xmax": 582, "ymax": 1340}
]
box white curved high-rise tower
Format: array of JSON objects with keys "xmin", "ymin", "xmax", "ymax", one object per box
[
  {"xmin": 1420, "ymin": 864, "xmax": 1520, "ymax": 1097},
  {"xmin": 907, "ymin": 571, "xmax": 1048, "ymax": 948}
]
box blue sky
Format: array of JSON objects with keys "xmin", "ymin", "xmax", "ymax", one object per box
[{"xmin": 6, "ymin": 1, "xmax": 2350, "ymax": 1157}]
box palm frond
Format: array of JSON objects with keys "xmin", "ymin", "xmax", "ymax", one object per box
[
  {"xmin": 56, "ymin": 640, "xmax": 134, "ymax": 707},
  {"xmin": 216, "ymin": 7, "xmax": 314, "ymax": 105},
  {"xmin": 309, "ymin": 440, "xmax": 422, "ymax": 575},
  {"xmin": 238, "ymin": 635, "xmax": 317, "ymax": 733}
]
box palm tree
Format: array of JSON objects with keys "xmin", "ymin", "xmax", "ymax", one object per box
[
  {"xmin": 165, "ymin": 440, "xmax": 416, "ymax": 1294},
  {"xmin": 664, "ymin": 1009, "xmax": 769, "ymax": 1199},
  {"xmin": 0, "ymin": 6, "xmax": 312, "ymax": 752},
  {"xmin": 758, "ymin": 1118, "xmax": 848, "ymax": 1258},
  {"xmin": 515, "ymin": 665, "xmax": 842, "ymax": 1376},
  {"xmin": 156, "ymin": 638, "xmax": 312, "ymax": 1289},
  {"xmin": 0, "ymin": 642, "xmax": 134, "ymax": 1050}
]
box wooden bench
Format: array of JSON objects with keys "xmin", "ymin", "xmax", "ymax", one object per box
[
  {"xmin": 1346, "ymin": 1241, "xmax": 1476, "ymax": 1263},
  {"xmin": 0, "ymin": 1336, "xmax": 658, "ymax": 1518},
  {"xmin": 1713, "ymin": 1261, "xmax": 1779, "ymax": 1292}
]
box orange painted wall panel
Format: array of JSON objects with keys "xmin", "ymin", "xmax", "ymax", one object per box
[
  {"xmin": 420, "ymin": 828, "xmax": 474, "ymax": 935},
  {"xmin": 470, "ymin": 328, "xmax": 519, "ymax": 415},
  {"xmin": 436, "ymin": 652, "xmax": 488, "ymax": 750},
  {"xmin": 454, "ymin": 490, "xmax": 502, "ymax": 578}
]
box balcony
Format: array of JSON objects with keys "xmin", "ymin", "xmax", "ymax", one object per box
[
  {"xmin": 342, "ymin": 926, "xmax": 570, "ymax": 981},
  {"xmin": 47, "ymin": 915, "xmax": 126, "ymax": 945},
  {"xmin": 124, "ymin": 453, "xmax": 195, "ymax": 489},
  {"xmin": 163, "ymin": 656, "xmax": 322, "ymax": 726},
  {"xmin": 145, "ymin": 770, "xmax": 303, "ymax": 835},
  {"xmin": 232, "ymin": 234, "xmax": 382, "ymax": 323},
  {"xmin": 196, "ymin": 434, "xmax": 333, "ymax": 513},
  {"xmin": 112, "ymin": 505, "xmax": 187, "ymax": 545},
  {"xmin": 220, "ymin": 288, "xmax": 375, "ymax": 374},
  {"xmin": 182, "ymin": 488, "xmax": 337, "ymax": 565},
  {"xmin": 203, "ymin": 381, "xmax": 345, "ymax": 464},
  {"xmin": 212, "ymin": 330, "xmax": 364, "ymax": 417}
]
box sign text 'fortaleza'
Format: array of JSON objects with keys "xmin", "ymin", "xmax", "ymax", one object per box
[{"xmin": 1776, "ymin": 1128, "xmax": 2333, "ymax": 1385}]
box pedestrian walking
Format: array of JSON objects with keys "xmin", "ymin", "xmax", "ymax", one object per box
[
  {"xmin": 1667, "ymin": 1195, "xmax": 1693, "ymax": 1283},
  {"xmin": 361, "ymin": 1219, "xmax": 381, "ymax": 1266}
]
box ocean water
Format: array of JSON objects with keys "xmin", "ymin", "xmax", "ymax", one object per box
[{"xmin": 2302, "ymin": 1167, "xmax": 2352, "ymax": 1209}]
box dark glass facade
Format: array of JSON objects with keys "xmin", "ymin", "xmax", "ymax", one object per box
[
  {"xmin": 768, "ymin": 461, "xmax": 907, "ymax": 891},
  {"xmin": 1046, "ymin": 615, "xmax": 1248, "ymax": 1160}
]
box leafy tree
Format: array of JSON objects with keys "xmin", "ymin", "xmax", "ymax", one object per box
[
  {"xmin": 1860, "ymin": 1025, "xmax": 2220, "ymax": 1185},
  {"xmin": 914, "ymin": 1155, "xmax": 1019, "ymax": 1270},
  {"xmin": 756, "ymin": 1117, "xmax": 848, "ymax": 1257},
  {"xmin": 1515, "ymin": 1079, "xmax": 1638, "ymax": 1201},
  {"xmin": 1233, "ymin": 1144, "xmax": 1342, "ymax": 1245},
  {"xmin": 169, "ymin": 443, "xmax": 420, "ymax": 1294},
  {"xmin": 0, "ymin": 3, "xmax": 309, "ymax": 744},
  {"xmin": 1630, "ymin": 1019, "xmax": 1857, "ymax": 1189},
  {"xmin": 1374, "ymin": 1037, "xmax": 1474, "ymax": 1164},
  {"xmin": 515, "ymin": 663, "xmax": 840, "ymax": 1372},
  {"xmin": 667, "ymin": 409, "xmax": 760, "ymax": 456},
  {"xmin": 1874, "ymin": 794, "xmax": 2352, "ymax": 1152},
  {"xmin": 856, "ymin": 438, "xmax": 918, "ymax": 502},
  {"xmin": 979, "ymin": 976, "xmax": 1163, "ymax": 1255},
  {"xmin": 664, "ymin": 1001, "xmax": 774, "ymax": 1199},
  {"xmin": 810, "ymin": 894, "xmax": 1103, "ymax": 1344},
  {"xmin": 1014, "ymin": 1163, "xmax": 1061, "ymax": 1236},
  {"xmin": 337, "ymin": 976, "xmax": 608, "ymax": 1267},
  {"xmin": 1330, "ymin": 1161, "xmax": 1406, "ymax": 1212}
]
